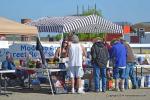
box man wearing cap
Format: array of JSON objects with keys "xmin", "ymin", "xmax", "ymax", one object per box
[
  {"xmin": 68, "ymin": 34, "xmax": 86, "ymax": 94},
  {"xmin": 91, "ymin": 37, "xmax": 109, "ymax": 93},
  {"xmin": 110, "ymin": 39, "xmax": 127, "ymax": 92}
]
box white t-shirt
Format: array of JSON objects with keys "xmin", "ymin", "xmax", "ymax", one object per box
[{"xmin": 69, "ymin": 43, "xmax": 83, "ymax": 67}]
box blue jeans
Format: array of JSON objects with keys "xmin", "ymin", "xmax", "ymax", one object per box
[
  {"xmin": 59, "ymin": 63, "xmax": 66, "ymax": 81},
  {"xmin": 16, "ymin": 69, "xmax": 28, "ymax": 79},
  {"xmin": 93, "ymin": 63, "xmax": 106, "ymax": 92},
  {"xmin": 124, "ymin": 63, "xmax": 138, "ymax": 89}
]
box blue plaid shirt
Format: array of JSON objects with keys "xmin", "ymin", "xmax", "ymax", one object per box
[{"xmin": 2, "ymin": 60, "xmax": 16, "ymax": 70}]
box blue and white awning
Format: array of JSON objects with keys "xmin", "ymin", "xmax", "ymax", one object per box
[{"xmin": 29, "ymin": 15, "xmax": 123, "ymax": 33}]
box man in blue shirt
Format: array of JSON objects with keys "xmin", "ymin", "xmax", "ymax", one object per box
[{"xmin": 110, "ymin": 39, "xmax": 127, "ymax": 92}]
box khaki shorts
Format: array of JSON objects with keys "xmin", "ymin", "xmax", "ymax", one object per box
[{"xmin": 69, "ymin": 66, "xmax": 84, "ymax": 78}]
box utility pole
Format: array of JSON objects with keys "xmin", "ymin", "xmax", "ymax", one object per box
[
  {"xmin": 94, "ymin": 3, "xmax": 97, "ymax": 14},
  {"xmin": 77, "ymin": 5, "xmax": 79, "ymax": 15},
  {"xmin": 88, "ymin": 5, "xmax": 90, "ymax": 12},
  {"xmin": 82, "ymin": 5, "xmax": 84, "ymax": 14}
]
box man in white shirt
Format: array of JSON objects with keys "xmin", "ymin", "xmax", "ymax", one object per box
[{"xmin": 68, "ymin": 35, "xmax": 86, "ymax": 94}]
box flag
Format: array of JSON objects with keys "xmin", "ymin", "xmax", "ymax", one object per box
[{"xmin": 36, "ymin": 37, "xmax": 46, "ymax": 66}]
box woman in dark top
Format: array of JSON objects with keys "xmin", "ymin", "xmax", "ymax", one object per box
[
  {"xmin": 55, "ymin": 40, "xmax": 68, "ymax": 57},
  {"xmin": 54, "ymin": 40, "xmax": 69, "ymax": 82},
  {"xmin": 55, "ymin": 40, "xmax": 69, "ymax": 67}
]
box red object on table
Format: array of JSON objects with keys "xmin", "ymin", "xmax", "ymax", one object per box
[
  {"xmin": 25, "ymin": 69, "xmax": 36, "ymax": 89},
  {"xmin": 26, "ymin": 70, "xmax": 35, "ymax": 75}
]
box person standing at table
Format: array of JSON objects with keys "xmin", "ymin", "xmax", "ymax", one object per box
[
  {"xmin": 120, "ymin": 39, "xmax": 138, "ymax": 89},
  {"xmin": 91, "ymin": 37, "xmax": 109, "ymax": 93},
  {"xmin": 55, "ymin": 40, "xmax": 69, "ymax": 69},
  {"xmin": 110, "ymin": 39, "xmax": 127, "ymax": 92},
  {"xmin": 68, "ymin": 34, "xmax": 86, "ymax": 94},
  {"xmin": 54, "ymin": 40, "xmax": 69, "ymax": 82}
]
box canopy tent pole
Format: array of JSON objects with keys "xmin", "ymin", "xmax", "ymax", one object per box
[
  {"xmin": 58, "ymin": 33, "xmax": 64, "ymax": 60},
  {"xmin": 37, "ymin": 33, "xmax": 40, "ymax": 41},
  {"xmin": 122, "ymin": 32, "xmax": 124, "ymax": 39},
  {"xmin": 36, "ymin": 33, "xmax": 55, "ymax": 95}
]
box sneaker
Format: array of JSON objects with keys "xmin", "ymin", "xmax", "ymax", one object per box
[
  {"xmin": 102, "ymin": 89, "xmax": 106, "ymax": 93},
  {"xmin": 124, "ymin": 87, "xmax": 128, "ymax": 90},
  {"xmin": 71, "ymin": 88, "xmax": 75, "ymax": 94},
  {"xmin": 95, "ymin": 89, "xmax": 99, "ymax": 93},
  {"xmin": 78, "ymin": 89, "xmax": 85, "ymax": 94},
  {"xmin": 132, "ymin": 85, "xmax": 137, "ymax": 89},
  {"xmin": 113, "ymin": 88, "xmax": 119, "ymax": 92},
  {"xmin": 120, "ymin": 88, "xmax": 124, "ymax": 92}
]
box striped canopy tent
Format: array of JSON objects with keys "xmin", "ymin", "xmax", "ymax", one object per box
[{"xmin": 29, "ymin": 15, "xmax": 123, "ymax": 34}]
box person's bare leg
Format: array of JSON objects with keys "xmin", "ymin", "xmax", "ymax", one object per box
[
  {"xmin": 115, "ymin": 79, "xmax": 119, "ymax": 91},
  {"xmin": 77, "ymin": 77, "xmax": 81, "ymax": 89},
  {"xmin": 77, "ymin": 77, "xmax": 85, "ymax": 93},
  {"xmin": 120, "ymin": 79, "xmax": 125, "ymax": 92},
  {"xmin": 71, "ymin": 78, "xmax": 75, "ymax": 93}
]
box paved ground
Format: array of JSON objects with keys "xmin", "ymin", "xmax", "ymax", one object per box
[{"xmin": 0, "ymin": 87, "xmax": 150, "ymax": 100}]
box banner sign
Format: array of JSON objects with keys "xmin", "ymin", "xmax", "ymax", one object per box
[
  {"xmin": 0, "ymin": 42, "xmax": 93, "ymax": 62},
  {"xmin": 0, "ymin": 43, "xmax": 60, "ymax": 62}
]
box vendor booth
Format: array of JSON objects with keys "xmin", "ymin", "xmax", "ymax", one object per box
[
  {"xmin": 0, "ymin": 17, "xmax": 38, "ymax": 95},
  {"xmin": 28, "ymin": 14, "xmax": 123, "ymax": 94}
]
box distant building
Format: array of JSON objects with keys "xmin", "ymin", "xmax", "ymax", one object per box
[
  {"xmin": 105, "ymin": 22, "xmax": 131, "ymax": 41},
  {"xmin": 21, "ymin": 19, "xmax": 32, "ymax": 41},
  {"xmin": 121, "ymin": 22, "xmax": 150, "ymax": 43},
  {"xmin": 113, "ymin": 22, "xmax": 150, "ymax": 43},
  {"xmin": 132, "ymin": 22, "xmax": 150, "ymax": 32}
]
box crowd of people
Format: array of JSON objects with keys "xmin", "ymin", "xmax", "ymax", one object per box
[
  {"xmin": 91, "ymin": 37, "xmax": 138, "ymax": 93},
  {"xmin": 54, "ymin": 34, "xmax": 138, "ymax": 94},
  {"xmin": 1, "ymin": 33, "xmax": 138, "ymax": 94}
]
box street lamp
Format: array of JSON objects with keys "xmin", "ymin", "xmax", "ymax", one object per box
[
  {"xmin": 135, "ymin": 28, "xmax": 145, "ymax": 77},
  {"xmin": 137, "ymin": 28, "xmax": 145, "ymax": 54}
]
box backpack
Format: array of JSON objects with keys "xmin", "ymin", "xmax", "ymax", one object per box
[{"xmin": 91, "ymin": 42, "xmax": 109, "ymax": 67}]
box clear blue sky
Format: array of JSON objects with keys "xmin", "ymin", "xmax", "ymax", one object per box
[{"xmin": 0, "ymin": 0, "xmax": 150, "ymax": 24}]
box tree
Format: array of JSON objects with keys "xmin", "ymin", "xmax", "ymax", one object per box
[
  {"xmin": 52, "ymin": 8, "xmax": 103, "ymax": 41},
  {"xmin": 82, "ymin": 8, "xmax": 102, "ymax": 16},
  {"xmin": 75, "ymin": 8, "xmax": 104, "ymax": 41},
  {"xmin": 55, "ymin": 34, "xmax": 62, "ymax": 41}
]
